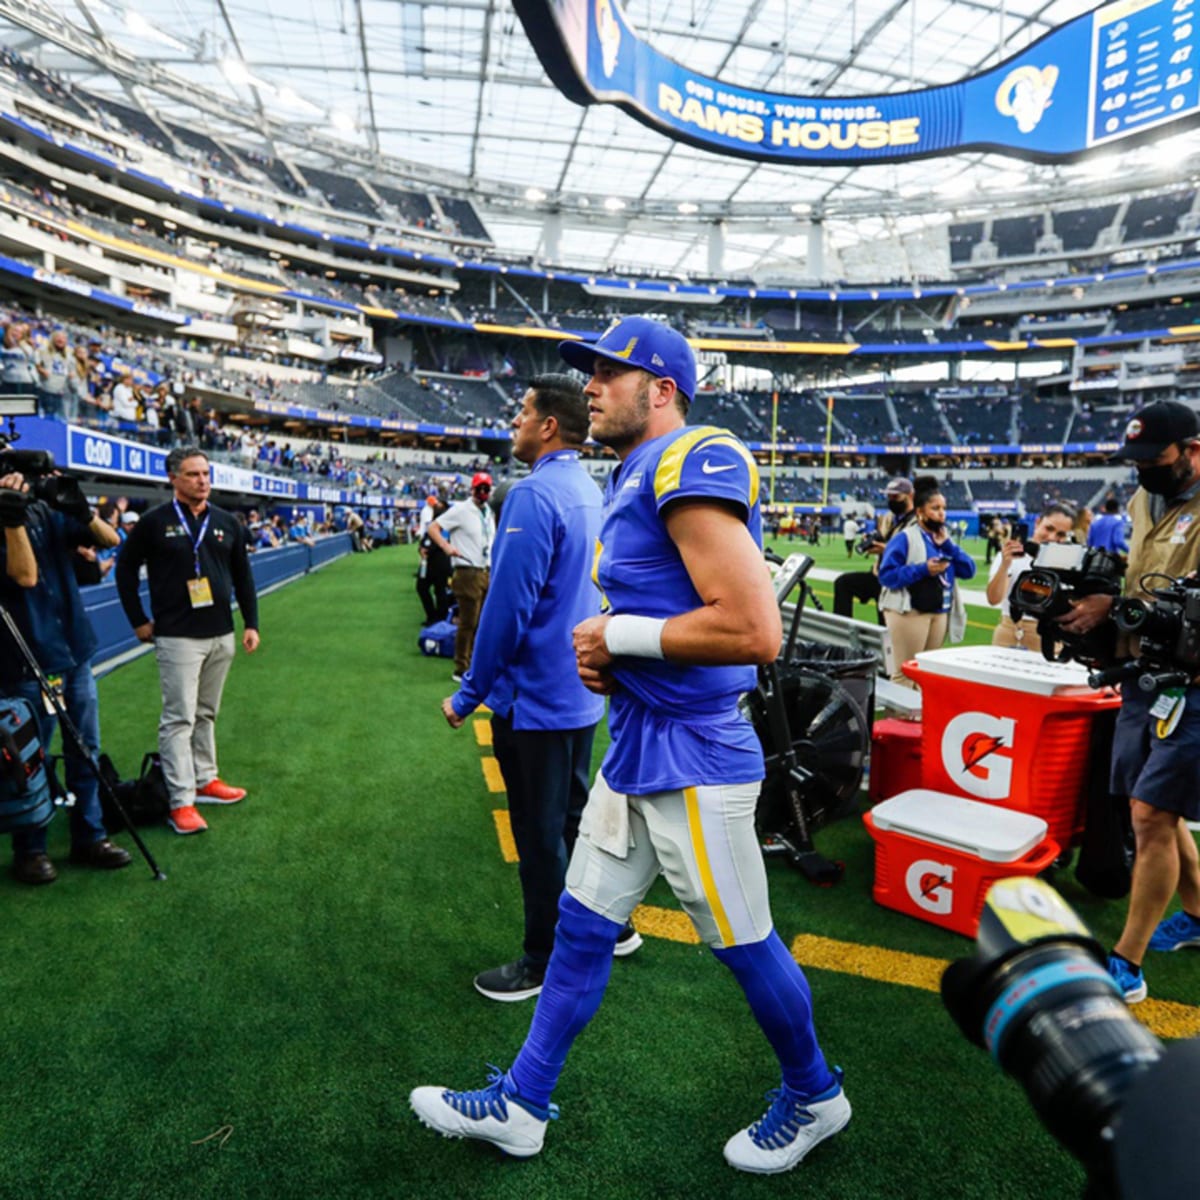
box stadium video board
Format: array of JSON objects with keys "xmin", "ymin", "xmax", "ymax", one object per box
[{"xmin": 516, "ymin": 0, "xmax": 1200, "ymax": 164}]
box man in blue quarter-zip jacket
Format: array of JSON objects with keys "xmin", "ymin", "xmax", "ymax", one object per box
[{"xmin": 441, "ymin": 374, "xmax": 640, "ymax": 1003}]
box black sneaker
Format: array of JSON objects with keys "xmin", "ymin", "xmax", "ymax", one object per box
[
  {"xmin": 614, "ymin": 922, "xmax": 643, "ymax": 957},
  {"xmin": 474, "ymin": 960, "xmax": 545, "ymax": 1002}
]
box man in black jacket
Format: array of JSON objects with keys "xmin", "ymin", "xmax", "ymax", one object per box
[{"xmin": 115, "ymin": 446, "xmax": 260, "ymax": 836}]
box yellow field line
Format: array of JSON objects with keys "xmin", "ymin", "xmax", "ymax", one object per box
[
  {"xmin": 473, "ymin": 719, "xmax": 493, "ymax": 747},
  {"xmin": 492, "ymin": 810, "xmax": 518, "ymax": 863},
  {"xmin": 480, "ymin": 757, "xmax": 505, "ymax": 793}
]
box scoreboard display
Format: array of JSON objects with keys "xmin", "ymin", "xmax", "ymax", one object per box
[{"xmin": 518, "ymin": 0, "xmax": 1200, "ymax": 164}]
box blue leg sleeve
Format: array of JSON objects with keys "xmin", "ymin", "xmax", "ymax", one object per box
[
  {"xmin": 506, "ymin": 892, "xmax": 622, "ymax": 1107},
  {"xmin": 712, "ymin": 930, "xmax": 835, "ymax": 1097}
]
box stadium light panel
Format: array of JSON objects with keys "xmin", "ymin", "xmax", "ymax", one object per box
[
  {"xmin": 603, "ymin": 197, "xmax": 626, "ymax": 211},
  {"xmin": 330, "ymin": 111, "xmax": 356, "ymax": 133},
  {"xmin": 524, "ymin": 187, "xmax": 547, "ymax": 202},
  {"xmin": 677, "ymin": 202, "xmax": 699, "ymax": 214}
]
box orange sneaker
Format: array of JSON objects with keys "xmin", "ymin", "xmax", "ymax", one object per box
[
  {"xmin": 167, "ymin": 805, "xmax": 208, "ymax": 835},
  {"xmin": 196, "ymin": 779, "xmax": 247, "ymax": 804}
]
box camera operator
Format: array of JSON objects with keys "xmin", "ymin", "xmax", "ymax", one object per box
[
  {"xmin": 1057, "ymin": 401, "xmax": 1200, "ymax": 1002},
  {"xmin": 832, "ymin": 478, "xmax": 915, "ymax": 622},
  {"xmin": 0, "ymin": 468, "xmax": 129, "ymax": 884},
  {"xmin": 985, "ymin": 503, "xmax": 1076, "ymax": 653}
]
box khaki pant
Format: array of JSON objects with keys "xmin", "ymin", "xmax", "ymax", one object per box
[
  {"xmin": 450, "ymin": 566, "xmax": 489, "ymax": 675},
  {"xmin": 991, "ymin": 614, "xmax": 1042, "ymax": 654},
  {"xmin": 154, "ymin": 634, "xmax": 235, "ymax": 808},
  {"xmin": 884, "ymin": 610, "xmax": 948, "ymax": 687}
]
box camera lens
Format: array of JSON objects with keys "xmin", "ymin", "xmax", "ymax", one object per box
[
  {"xmin": 943, "ymin": 880, "xmax": 1164, "ymax": 1185},
  {"xmin": 1012, "ymin": 569, "xmax": 1058, "ymax": 615},
  {"xmin": 975, "ymin": 941, "xmax": 1160, "ymax": 1174},
  {"xmin": 1112, "ymin": 598, "xmax": 1148, "ymax": 633}
]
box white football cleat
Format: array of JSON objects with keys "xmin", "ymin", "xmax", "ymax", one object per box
[
  {"xmin": 410, "ymin": 1068, "xmax": 557, "ymax": 1158},
  {"xmin": 724, "ymin": 1069, "xmax": 850, "ymax": 1174}
]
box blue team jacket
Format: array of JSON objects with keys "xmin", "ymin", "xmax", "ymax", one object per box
[{"xmin": 451, "ymin": 451, "xmax": 605, "ymax": 731}]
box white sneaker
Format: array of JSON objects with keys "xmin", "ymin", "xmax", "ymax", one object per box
[
  {"xmin": 613, "ymin": 923, "xmax": 643, "ymax": 957},
  {"xmin": 410, "ymin": 1069, "xmax": 557, "ymax": 1158},
  {"xmin": 723, "ymin": 1071, "xmax": 850, "ymax": 1174}
]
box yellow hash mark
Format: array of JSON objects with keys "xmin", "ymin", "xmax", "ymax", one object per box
[
  {"xmin": 481, "ymin": 757, "xmax": 505, "ymax": 793},
  {"xmin": 492, "ymin": 810, "xmax": 518, "ymax": 863},
  {"xmin": 473, "ymin": 719, "xmax": 493, "ymax": 747},
  {"xmin": 631, "ymin": 903, "xmax": 701, "ymax": 945},
  {"xmin": 792, "ymin": 932, "xmax": 943, "ymax": 992},
  {"xmin": 790, "ymin": 932, "xmax": 1200, "ymax": 1040}
]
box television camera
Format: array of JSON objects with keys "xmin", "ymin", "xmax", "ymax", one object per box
[
  {"xmin": 1007, "ymin": 541, "xmax": 1124, "ymax": 666},
  {"xmin": 0, "ymin": 394, "xmax": 90, "ymax": 524},
  {"xmin": 1087, "ymin": 573, "xmax": 1200, "ymax": 693}
]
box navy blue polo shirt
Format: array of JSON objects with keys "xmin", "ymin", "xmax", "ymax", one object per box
[{"xmin": 0, "ymin": 501, "xmax": 97, "ymax": 684}]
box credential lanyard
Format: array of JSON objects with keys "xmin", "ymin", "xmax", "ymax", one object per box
[{"xmin": 173, "ymin": 499, "xmax": 210, "ymax": 578}]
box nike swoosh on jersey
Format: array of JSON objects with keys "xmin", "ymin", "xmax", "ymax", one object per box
[{"xmin": 701, "ymin": 460, "xmax": 737, "ymax": 474}]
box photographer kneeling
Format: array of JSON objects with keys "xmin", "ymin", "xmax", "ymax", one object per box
[
  {"xmin": 1056, "ymin": 401, "xmax": 1200, "ymax": 1003},
  {"xmin": 0, "ymin": 467, "xmax": 129, "ymax": 883}
]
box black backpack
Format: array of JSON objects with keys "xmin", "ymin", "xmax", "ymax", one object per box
[{"xmin": 98, "ymin": 752, "xmax": 170, "ymax": 831}]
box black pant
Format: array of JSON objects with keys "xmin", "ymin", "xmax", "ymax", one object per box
[
  {"xmin": 416, "ymin": 557, "xmax": 451, "ymax": 624},
  {"xmin": 833, "ymin": 570, "xmax": 885, "ymax": 624},
  {"xmin": 490, "ymin": 712, "xmax": 597, "ymax": 971}
]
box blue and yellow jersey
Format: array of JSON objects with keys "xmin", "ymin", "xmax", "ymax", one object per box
[{"xmin": 595, "ymin": 425, "xmax": 766, "ymax": 794}]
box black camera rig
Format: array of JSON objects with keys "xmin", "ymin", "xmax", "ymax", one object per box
[
  {"xmin": 1086, "ymin": 573, "xmax": 1200, "ymax": 692},
  {"xmin": 0, "ymin": 420, "xmax": 91, "ymax": 526},
  {"xmin": 1007, "ymin": 541, "xmax": 1125, "ymax": 666}
]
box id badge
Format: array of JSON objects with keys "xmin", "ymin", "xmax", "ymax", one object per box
[
  {"xmin": 1151, "ymin": 687, "xmax": 1186, "ymax": 739},
  {"xmin": 187, "ymin": 576, "xmax": 215, "ymax": 608}
]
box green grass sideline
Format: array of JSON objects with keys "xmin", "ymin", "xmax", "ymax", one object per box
[{"xmin": 0, "ymin": 545, "xmax": 1192, "ymax": 1199}]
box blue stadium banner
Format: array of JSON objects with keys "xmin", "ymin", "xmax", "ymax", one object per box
[{"xmin": 516, "ymin": 0, "xmax": 1200, "ymax": 163}]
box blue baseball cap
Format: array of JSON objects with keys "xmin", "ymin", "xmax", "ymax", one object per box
[{"xmin": 558, "ymin": 317, "xmax": 696, "ymax": 403}]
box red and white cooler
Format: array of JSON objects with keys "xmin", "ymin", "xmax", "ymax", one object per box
[
  {"xmin": 863, "ymin": 789, "xmax": 1060, "ymax": 937},
  {"xmin": 901, "ymin": 647, "xmax": 1122, "ymax": 851}
]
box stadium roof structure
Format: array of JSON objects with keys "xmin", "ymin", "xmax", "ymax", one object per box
[{"xmin": 1, "ymin": 0, "xmax": 1198, "ymax": 283}]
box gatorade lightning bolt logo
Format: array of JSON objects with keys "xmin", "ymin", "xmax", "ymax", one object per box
[
  {"xmin": 941, "ymin": 713, "xmax": 1016, "ymax": 800},
  {"xmin": 905, "ymin": 859, "xmax": 955, "ymax": 915},
  {"xmin": 960, "ymin": 732, "xmax": 1007, "ymax": 774}
]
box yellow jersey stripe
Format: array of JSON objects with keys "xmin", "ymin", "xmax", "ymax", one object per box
[
  {"xmin": 684, "ymin": 786, "xmax": 734, "ymax": 947},
  {"xmin": 652, "ymin": 426, "xmax": 759, "ymax": 507},
  {"xmin": 653, "ymin": 426, "xmax": 721, "ymax": 499}
]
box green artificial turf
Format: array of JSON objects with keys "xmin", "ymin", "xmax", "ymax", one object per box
[{"xmin": 0, "ymin": 544, "xmax": 1192, "ymax": 1199}]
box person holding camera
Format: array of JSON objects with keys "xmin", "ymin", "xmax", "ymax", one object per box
[
  {"xmin": 1057, "ymin": 401, "xmax": 1200, "ymax": 1003},
  {"xmin": 878, "ymin": 475, "xmax": 977, "ymax": 686},
  {"xmin": 115, "ymin": 446, "xmax": 259, "ymax": 837},
  {"xmin": 0, "ymin": 467, "xmax": 130, "ymax": 883},
  {"xmin": 832, "ymin": 478, "xmax": 915, "ymax": 622},
  {"xmin": 985, "ymin": 503, "xmax": 1077, "ymax": 653}
]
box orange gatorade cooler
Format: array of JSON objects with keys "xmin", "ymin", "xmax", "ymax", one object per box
[
  {"xmin": 902, "ymin": 647, "xmax": 1122, "ymax": 851},
  {"xmin": 863, "ymin": 789, "xmax": 1059, "ymax": 937}
]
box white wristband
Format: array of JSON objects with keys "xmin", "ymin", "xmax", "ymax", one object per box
[{"xmin": 604, "ymin": 614, "xmax": 667, "ymax": 659}]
